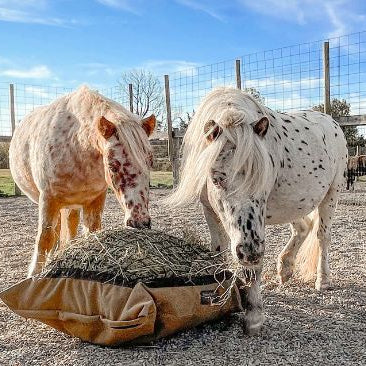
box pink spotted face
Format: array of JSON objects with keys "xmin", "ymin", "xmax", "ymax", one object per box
[{"xmin": 97, "ymin": 115, "xmax": 155, "ymax": 229}]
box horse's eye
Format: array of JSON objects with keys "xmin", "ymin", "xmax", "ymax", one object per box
[
  {"xmin": 108, "ymin": 160, "xmax": 121, "ymax": 173},
  {"xmin": 211, "ymin": 171, "xmax": 226, "ymax": 189}
]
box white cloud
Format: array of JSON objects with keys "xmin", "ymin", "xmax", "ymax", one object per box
[
  {"xmin": 24, "ymin": 86, "xmax": 49, "ymax": 98},
  {"xmin": 238, "ymin": 0, "xmax": 307, "ymax": 24},
  {"xmin": 244, "ymin": 76, "xmax": 323, "ymax": 91},
  {"xmin": 0, "ymin": 1, "xmax": 79, "ymax": 26},
  {"xmin": 140, "ymin": 60, "xmax": 201, "ymax": 76},
  {"xmin": 79, "ymin": 62, "xmax": 121, "ymax": 77},
  {"xmin": 324, "ymin": 1, "xmax": 366, "ymax": 39},
  {"xmin": 0, "ymin": 7, "xmax": 77, "ymax": 26},
  {"xmin": 0, "ymin": 65, "xmax": 53, "ymax": 79},
  {"xmin": 238, "ymin": 0, "xmax": 365, "ymax": 39},
  {"xmin": 175, "ymin": 0, "xmax": 226, "ymax": 21},
  {"xmin": 95, "ymin": 0, "xmax": 141, "ymax": 14}
]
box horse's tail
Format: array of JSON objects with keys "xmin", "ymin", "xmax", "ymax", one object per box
[
  {"xmin": 295, "ymin": 209, "xmax": 320, "ymax": 281},
  {"xmin": 59, "ymin": 208, "xmax": 70, "ymax": 245}
]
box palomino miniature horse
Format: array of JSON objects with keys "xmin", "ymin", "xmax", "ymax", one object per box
[
  {"xmin": 168, "ymin": 87, "xmax": 348, "ymax": 334},
  {"xmin": 10, "ymin": 86, "xmax": 155, "ymax": 277}
]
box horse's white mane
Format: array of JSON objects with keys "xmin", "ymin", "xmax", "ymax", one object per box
[
  {"xmin": 69, "ymin": 85, "xmax": 151, "ymax": 173},
  {"xmin": 167, "ymin": 87, "xmax": 272, "ymax": 206}
]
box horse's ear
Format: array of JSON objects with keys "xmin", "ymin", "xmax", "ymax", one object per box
[
  {"xmin": 204, "ymin": 120, "xmax": 222, "ymax": 143},
  {"xmin": 97, "ymin": 116, "xmax": 117, "ymax": 140},
  {"xmin": 253, "ymin": 116, "xmax": 269, "ymax": 137},
  {"xmin": 141, "ymin": 114, "xmax": 156, "ymax": 136}
]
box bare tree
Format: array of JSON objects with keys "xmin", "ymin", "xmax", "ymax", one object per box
[
  {"xmin": 177, "ymin": 111, "xmax": 194, "ymax": 133},
  {"xmin": 117, "ymin": 69, "xmax": 165, "ymax": 118}
]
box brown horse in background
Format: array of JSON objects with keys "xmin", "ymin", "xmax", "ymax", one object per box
[{"xmin": 9, "ymin": 86, "xmax": 156, "ymax": 276}]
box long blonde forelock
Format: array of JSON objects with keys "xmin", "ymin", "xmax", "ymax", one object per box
[{"xmin": 166, "ymin": 87, "xmax": 272, "ymax": 207}]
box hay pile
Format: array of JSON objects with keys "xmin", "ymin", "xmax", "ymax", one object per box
[{"xmin": 40, "ymin": 228, "xmax": 240, "ymax": 294}]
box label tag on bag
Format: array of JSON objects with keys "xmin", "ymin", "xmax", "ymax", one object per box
[{"xmin": 200, "ymin": 290, "xmax": 220, "ymax": 305}]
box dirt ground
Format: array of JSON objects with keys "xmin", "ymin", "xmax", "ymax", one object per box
[{"xmin": 0, "ymin": 189, "xmax": 365, "ymax": 366}]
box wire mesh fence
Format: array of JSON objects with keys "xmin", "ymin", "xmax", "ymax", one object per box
[
  {"xmin": 100, "ymin": 85, "xmax": 130, "ymax": 108},
  {"xmin": 0, "ymin": 83, "xmax": 73, "ymax": 138},
  {"xmin": 0, "ymin": 83, "xmax": 11, "ymax": 137},
  {"xmin": 1, "ymin": 31, "xmax": 366, "ymax": 137},
  {"xmin": 168, "ymin": 31, "xmax": 366, "ymax": 129},
  {"xmin": 0, "ymin": 31, "xmax": 365, "ymax": 180},
  {"xmin": 0, "ymin": 83, "xmax": 131, "ymax": 139}
]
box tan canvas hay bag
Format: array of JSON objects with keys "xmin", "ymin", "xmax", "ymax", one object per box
[{"xmin": 1, "ymin": 229, "xmax": 246, "ymax": 346}]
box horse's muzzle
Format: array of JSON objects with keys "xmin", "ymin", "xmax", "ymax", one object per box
[
  {"xmin": 236, "ymin": 244, "xmax": 264, "ymax": 266},
  {"xmin": 126, "ymin": 218, "xmax": 151, "ymax": 229}
]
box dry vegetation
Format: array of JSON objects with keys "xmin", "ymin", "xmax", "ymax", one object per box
[{"xmin": 0, "ymin": 189, "xmax": 365, "ymax": 366}]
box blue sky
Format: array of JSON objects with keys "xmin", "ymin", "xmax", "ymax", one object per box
[{"xmin": 0, "ymin": 0, "xmax": 366, "ymax": 88}]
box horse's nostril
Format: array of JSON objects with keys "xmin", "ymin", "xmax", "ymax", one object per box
[
  {"xmin": 236, "ymin": 245, "xmax": 245, "ymax": 260},
  {"xmin": 126, "ymin": 218, "xmax": 137, "ymax": 228},
  {"xmin": 126, "ymin": 218, "xmax": 151, "ymax": 229},
  {"xmin": 247, "ymin": 253, "xmax": 260, "ymax": 263}
]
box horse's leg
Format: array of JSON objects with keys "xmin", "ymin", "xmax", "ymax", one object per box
[
  {"xmin": 277, "ymin": 217, "xmax": 312, "ymax": 284},
  {"xmin": 200, "ymin": 184, "xmax": 229, "ymax": 252},
  {"xmin": 28, "ymin": 195, "xmax": 60, "ymax": 277},
  {"xmin": 244, "ymin": 269, "xmax": 264, "ymax": 335},
  {"xmin": 315, "ymin": 186, "xmax": 339, "ymax": 291},
  {"xmin": 59, "ymin": 208, "xmax": 80, "ymax": 248},
  {"xmin": 66, "ymin": 209, "xmax": 80, "ymax": 240},
  {"xmin": 82, "ymin": 191, "xmax": 107, "ymax": 234},
  {"xmin": 55, "ymin": 212, "xmax": 61, "ymax": 242}
]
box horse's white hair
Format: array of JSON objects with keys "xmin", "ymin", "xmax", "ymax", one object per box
[
  {"xmin": 167, "ymin": 87, "xmax": 272, "ymax": 207},
  {"xmin": 68, "ymin": 85, "xmax": 151, "ymax": 174}
]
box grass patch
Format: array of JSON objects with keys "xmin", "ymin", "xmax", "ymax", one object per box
[
  {"xmin": 0, "ymin": 169, "xmax": 14, "ymax": 196},
  {"xmin": 0, "ymin": 169, "xmax": 173, "ymax": 197},
  {"xmin": 150, "ymin": 171, "xmax": 173, "ymax": 188}
]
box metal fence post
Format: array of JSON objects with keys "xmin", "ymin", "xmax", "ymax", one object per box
[
  {"xmin": 164, "ymin": 75, "xmax": 178, "ymax": 187},
  {"xmin": 9, "ymin": 83, "xmax": 21, "ymax": 196},
  {"xmin": 323, "ymin": 41, "xmax": 331, "ymax": 115},
  {"xmin": 128, "ymin": 83, "xmax": 133, "ymax": 113},
  {"xmin": 235, "ymin": 59, "xmax": 242, "ymax": 90}
]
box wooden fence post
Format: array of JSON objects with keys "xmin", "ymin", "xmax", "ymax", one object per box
[
  {"xmin": 235, "ymin": 59, "xmax": 242, "ymax": 90},
  {"xmin": 128, "ymin": 83, "xmax": 133, "ymax": 113},
  {"xmin": 9, "ymin": 83, "xmax": 21, "ymax": 196},
  {"xmin": 164, "ymin": 75, "xmax": 178, "ymax": 187},
  {"xmin": 323, "ymin": 41, "xmax": 331, "ymax": 115}
]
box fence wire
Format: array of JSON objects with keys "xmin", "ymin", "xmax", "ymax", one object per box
[
  {"xmin": 0, "ymin": 84, "xmax": 130, "ymax": 138},
  {"xmin": 0, "ymin": 30, "xmax": 366, "ymax": 138},
  {"xmin": 168, "ymin": 31, "xmax": 366, "ymax": 128}
]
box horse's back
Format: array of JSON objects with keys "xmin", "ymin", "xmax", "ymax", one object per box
[
  {"xmin": 290, "ymin": 110, "xmax": 347, "ymax": 162},
  {"xmin": 9, "ymin": 94, "xmax": 98, "ymax": 202},
  {"xmin": 265, "ymin": 109, "xmax": 348, "ymax": 224}
]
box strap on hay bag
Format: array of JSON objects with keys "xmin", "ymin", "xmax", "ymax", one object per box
[{"xmin": 0, "ymin": 229, "xmax": 247, "ymax": 345}]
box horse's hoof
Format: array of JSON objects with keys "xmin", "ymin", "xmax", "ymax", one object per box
[
  {"xmin": 245, "ymin": 312, "xmax": 264, "ymax": 336},
  {"xmin": 246, "ymin": 323, "xmax": 262, "ymax": 336},
  {"xmin": 315, "ymin": 279, "xmax": 332, "ymax": 291},
  {"xmin": 277, "ymin": 261, "xmax": 293, "ymax": 284}
]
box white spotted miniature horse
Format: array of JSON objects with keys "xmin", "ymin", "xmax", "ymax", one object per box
[
  {"xmin": 9, "ymin": 86, "xmax": 155, "ymax": 277},
  {"xmin": 168, "ymin": 87, "xmax": 348, "ymax": 334}
]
